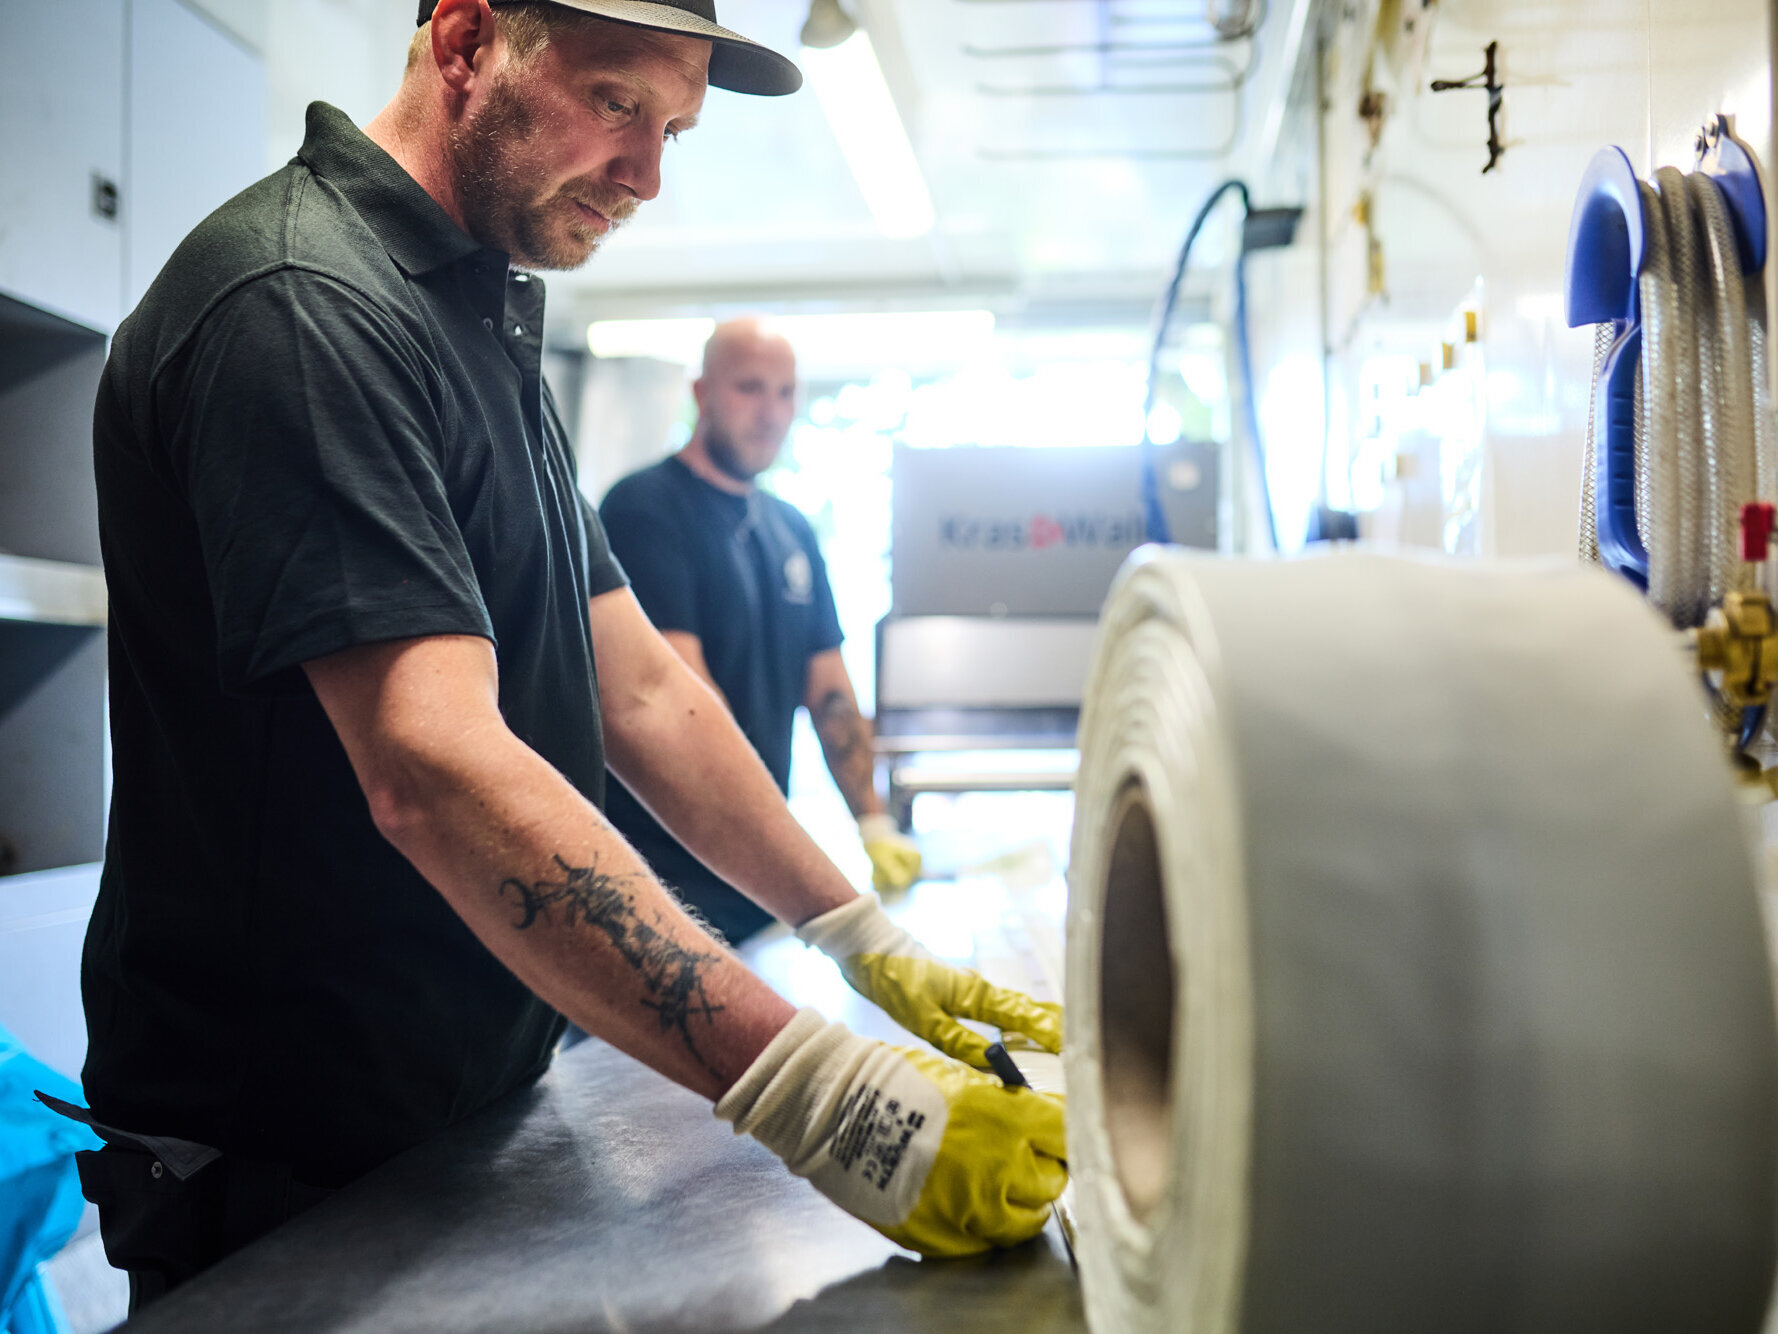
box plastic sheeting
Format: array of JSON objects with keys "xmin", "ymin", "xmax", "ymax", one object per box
[{"xmin": 1, "ymin": 1025, "xmax": 96, "ymax": 1334}]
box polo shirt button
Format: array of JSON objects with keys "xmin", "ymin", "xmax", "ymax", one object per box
[
  {"xmin": 482, "ymin": 318, "xmax": 494, "ymax": 332},
  {"xmin": 513, "ymin": 273, "xmax": 529, "ymax": 284},
  {"xmin": 513, "ymin": 323, "xmax": 525, "ymax": 337}
]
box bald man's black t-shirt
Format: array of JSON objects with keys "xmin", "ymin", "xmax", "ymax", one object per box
[{"xmin": 600, "ymin": 457, "xmax": 843, "ymax": 943}]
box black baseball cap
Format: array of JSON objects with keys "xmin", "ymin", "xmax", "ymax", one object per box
[{"xmin": 415, "ymin": 0, "xmax": 802, "ymax": 96}]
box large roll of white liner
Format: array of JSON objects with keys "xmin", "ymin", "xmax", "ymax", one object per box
[{"xmin": 1065, "ymin": 547, "xmax": 1778, "ymax": 1334}]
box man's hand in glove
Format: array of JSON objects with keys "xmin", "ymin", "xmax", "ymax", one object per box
[
  {"xmin": 716, "ymin": 1009, "xmax": 1066, "ymax": 1257},
  {"xmin": 858, "ymin": 813, "xmax": 922, "ymax": 894},
  {"xmin": 796, "ymin": 894, "xmax": 1063, "ymax": 1069}
]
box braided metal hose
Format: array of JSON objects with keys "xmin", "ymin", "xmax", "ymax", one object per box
[
  {"xmin": 1578, "ymin": 322, "xmax": 1611, "ymax": 566},
  {"xmin": 1633, "ymin": 347, "xmax": 1648, "ymax": 547},
  {"xmin": 1636, "ymin": 177, "xmax": 1687, "ymax": 623},
  {"xmin": 1691, "ymin": 168, "xmax": 1761, "ymax": 741},
  {"xmin": 1686, "ymin": 172, "xmax": 1757, "ymax": 605},
  {"xmin": 1614, "ymin": 169, "xmax": 1766, "ymax": 632},
  {"xmin": 1752, "ymin": 306, "xmax": 1776, "ymax": 517},
  {"xmin": 1582, "ymin": 166, "xmax": 1772, "ymax": 742}
]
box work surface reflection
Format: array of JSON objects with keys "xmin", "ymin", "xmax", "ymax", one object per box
[{"xmin": 117, "ymin": 874, "xmax": 1080, "ymax": 1333}]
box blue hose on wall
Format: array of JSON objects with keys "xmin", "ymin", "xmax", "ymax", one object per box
[{"xmin": 1142, "ymin": 178, "xmax": 1289, "ymax": 551}]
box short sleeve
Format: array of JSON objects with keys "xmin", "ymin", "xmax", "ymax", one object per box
[
  {"xmin": 579, "ymin": 489, "xmax": 628, "ymax": 599},
  {"xmin": 599, "ymin": 477, "xmax": 701, "ymax": 636},
  {"xmin": 163, "ymin": 269, "xmax": 493, "ymax": 694},
  {"xmin": 544, "ymin": 374, "xmax": 628, "ymax": 602},
  {"xmin": 799, "ymin": 517, "xmax": 844, "ymax": 654}
]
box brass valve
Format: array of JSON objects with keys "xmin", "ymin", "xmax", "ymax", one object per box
[{"xmin": 1695, "ymin": 589, "xmax": 1778, "ymax": 708}]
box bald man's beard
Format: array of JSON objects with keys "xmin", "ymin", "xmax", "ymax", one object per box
[
  {"xmin": 448, "ymin": 73, "xmax": 637, "ymax": 270},
  {"xmin": 704, "ymin": 420, "xmax": 775, "ymax": 483}
]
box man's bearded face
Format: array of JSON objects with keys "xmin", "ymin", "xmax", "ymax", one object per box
[
  {"xmin": 699, "ymin": 338, "xmax": 799, "ymax": 482},
  {"xmin": 448, "ymin": 67, "xmax": 639, "ymax": 271}
]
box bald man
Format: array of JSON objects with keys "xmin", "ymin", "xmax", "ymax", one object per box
[{"xmin": 600, "ymin": 320, "xmax": 921, "ymax": 945}]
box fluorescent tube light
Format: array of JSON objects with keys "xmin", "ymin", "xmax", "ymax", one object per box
[
  {"xmin": 587, "ymin": 311, "xmax": 994, "ymax": 373},
  {"xmin": 801, "ymin": 31, "xmax": 936, "ymax": 239},
  {"xmin": 587, "ymin": 317, "xmax": 715, "ymax": 361},
  {"xmin": 767, "ymin": 310, "xmax": 992, "ymax": 368}
]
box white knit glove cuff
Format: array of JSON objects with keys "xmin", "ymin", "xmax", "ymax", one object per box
[
  {"xmin": 711, "ymin": 1010, "xmax": 835, "ymax": 1152},
  {"xmin": 712, "ymin": 1008, "xmax": 948, "ymax": 1229},
  {"xmin": 803, "ymin": 900, "xmax": 917, "ymax": 960},
  {"xmin": 794, "ymin": 893, "xmax": 913, "ymax": 959},
  {"xmin": 857, "ymin": 813, "xmax": 903, "ymax": 844}
]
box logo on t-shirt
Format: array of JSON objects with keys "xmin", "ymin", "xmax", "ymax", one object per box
[{"xmin": 783, "ymin": 550, "xmax": 814, "ymax": 604}]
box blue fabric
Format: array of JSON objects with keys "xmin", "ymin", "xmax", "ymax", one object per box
[
  {"xmin": 5, "ymin": 1269, "xmax": 72, "ymax": 1334},
  {"xmin": 0, "ymin": 1026, "xmax": 97, "ymax": 1334}
]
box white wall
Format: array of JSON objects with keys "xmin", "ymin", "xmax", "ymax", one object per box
[
  {"xmin": 180, "ymin": 0, "xmax": 266, "ymax": 52},
  {"xmin": 128, "ymin": 0, "xmax": 266, "ymax": 308},
  {"xmin": 1253, "ymin": 0, "xmax": 1771, "ymax": 558},
  {"xmin": 574, "ymin": 357, "xmax": 690, "ymax": 505},
  {"xmin": 265, "ymin": 0, "xmax": 415, "ymax": 170}
]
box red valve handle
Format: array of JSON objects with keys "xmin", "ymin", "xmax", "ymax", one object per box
[{"xmin": 1740, "ymin": 502, "xmax": 1776, "ymax": 562}]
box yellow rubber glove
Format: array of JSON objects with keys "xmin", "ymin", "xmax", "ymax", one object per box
[
  {"xmin": 716, "ymin": 1009, "xmax": 1067, "ymax": 1257},
  {"xmin": 796, "ymin": 894, "xmax": 1064, "ymax": 1069},
  {"xmin": 858, "ymin": 813, "xmax": 922, "ymax": 894}
]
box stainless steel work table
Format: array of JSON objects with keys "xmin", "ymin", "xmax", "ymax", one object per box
[{"xmin": 117, "ymin": 895, "xmax": 1083, "ymax": 1333}]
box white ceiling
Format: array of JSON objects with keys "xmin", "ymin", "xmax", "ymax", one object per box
[{"xmin": 228, "ymin": 0, "xmax": 1315, "ymax": 347}]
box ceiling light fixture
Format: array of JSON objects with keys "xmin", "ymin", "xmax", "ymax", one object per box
[
  {"xmin": 587, "ymin": 311, "xmax": 995, "ymax": 373},
  {"xmin": 800, "ymin": 24, "xmax": 936, "ymax": 239},
  {"xmin": 586, "ymin": 317, "xmax": 716, "ymax": 362},
  {"xmin": 799, "ymin": 0, "xmax": 856, "ymax": 50},
  {"xmin": 1204, "ymin": 0, "xmax": 1259, "ymax": 39}
]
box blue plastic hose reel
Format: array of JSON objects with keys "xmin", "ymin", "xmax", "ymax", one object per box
[
  {"xmin": 1705, "ymin": 114, "xmax": 1768, "ymax": 274},
  {"xmin": 1565, "ymin": 146, "xmax": 1650, "ymax": 587},
  {"xmin": 1565, "ymin": 146, "xmax": 1647, "ymax": 331},
  {"xmin": 1595, "ymin": 326, "xmax": 1647, "ymax": 587},
  {"xmin": 1563, "ymin": 122, "xmax": 1769, "ymax": 590}
]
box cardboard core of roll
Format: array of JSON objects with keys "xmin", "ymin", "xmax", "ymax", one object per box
[{"xmin": 1097, "ymin": 781, "xmax": 1175, "ymax": 1225}]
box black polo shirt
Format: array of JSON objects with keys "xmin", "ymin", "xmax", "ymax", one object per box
[
  {"xmin": 599, "ymin": 457, "xmax": 842, "ymax": 943},
  {"xmin": 82, "ymin": 102, "xmax": 627, "ymax": 1187}
]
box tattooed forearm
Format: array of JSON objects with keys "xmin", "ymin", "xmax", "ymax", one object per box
[
  {"xmin": 813, "ymin": 689, "xmax": 878, "ymax": 817},
  {"xmin": 499, "ymin": 855, "xmax": 726, "ymax": 1069}
]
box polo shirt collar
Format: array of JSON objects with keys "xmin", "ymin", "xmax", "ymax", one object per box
[{"xmin": 297, "ymin": 101, "xmax": 500, "ymax": 278}]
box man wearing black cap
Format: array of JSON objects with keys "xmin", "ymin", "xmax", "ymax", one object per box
[{"xmin": 72, "ymin": 0, "xmax": 1065, "ymax": 1308}]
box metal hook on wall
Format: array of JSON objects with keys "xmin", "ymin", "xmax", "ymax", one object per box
[{"xmin": 1430, "ymin": 40, "xmax": 1505, "ymax": 174}]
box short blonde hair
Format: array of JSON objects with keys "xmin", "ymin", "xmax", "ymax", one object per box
[{"xmin": 406, "ymin": 4, "xmax": 606, "ymax": 75}]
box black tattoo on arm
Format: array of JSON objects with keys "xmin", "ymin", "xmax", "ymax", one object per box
[
  {"xmin": 499, "ymin": 855, "xmax": 725, "ymax": 1070},
  {"xmin": 812, "ymin": 689, "xmax": 878, "ymax": 818}
]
